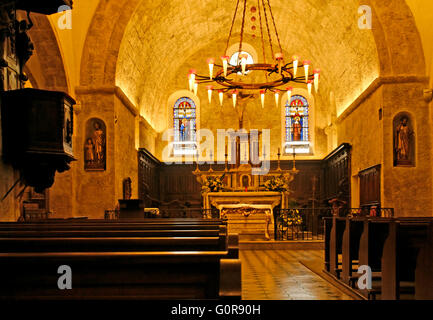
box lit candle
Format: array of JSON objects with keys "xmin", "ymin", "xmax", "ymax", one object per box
[
  {"xmin": 207, "ymin": 85, "xmax": 213, "ymax": 104},
  {"xmin": 303, "ymin": 60, "xmax": 310, "ymax": 83},
  {"xmin": 274, "ymin": 89, "xmax": 280, "ymax": 107},
  {"xmin": 292, "ymin": 56, "xmax": 299, "ymax": 78},
  {"xmin": 239, "ymin": 53, "xmax": 248, "ymax": 75},
  {"xmin": 307, "ymin": 80, "xmax": 313, "ymax": 95},
  {"xmin": 221, "ymin": 56, "xmax": 229, "ymax": 77},
  {"xmin": 286, "ymin": 87, "xmax": 293, "ymax": 105},
  {"xmin": 232, "ymin": 90, "xmax": 238, "ymax": 108},
  {"xmin": 260, "ymin": 90, "xmax": 265, "ymax": 108},
  {"xmin": 218, "ymin": 90, "xmax": 224, "ymax": 106},
  {"xmin": 313, "ymin": 69, "xmax": 320, "ymax": 92},
  {"xmin": 207, "ymin": 58, "xmax": 215, "ymax": 80},
  {"xmin": 188, "ymin": 69, "xmax": 196, "ymax": 91},
  {"xmin": 193, "ymin": 81, "xmax": 198, "ymax": 95}
]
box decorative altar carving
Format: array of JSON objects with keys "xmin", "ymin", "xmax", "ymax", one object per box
[
  {"xmin": 220, "ymin": 205, "xmax": 273, "ymax": 240},
  {"xmin": 204, "ymin": 191, "xmax": 287, "ymax": 241}
]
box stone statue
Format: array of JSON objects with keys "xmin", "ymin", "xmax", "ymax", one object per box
[
  {"xmin": 84, "ymin": 138, "xmax": 94, "ymax": 163},
  {"xmin": 92, "ymin": 121, "xmax": 105, "ymax": 164},
  {"xmin": 395, "ymin": 116, "xmax": 412, "ymax": 165}
]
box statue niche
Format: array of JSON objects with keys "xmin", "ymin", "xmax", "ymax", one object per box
[
  {"xmin": 393, "ymin": 114, "xmax": 415, "ymax": 166},
  {"xmin": 84, "ymin": 118, "xmax": 106, "ymax": 171}
]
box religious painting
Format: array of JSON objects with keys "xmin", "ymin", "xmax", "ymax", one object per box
[
  {"xmin": 285, "ymin": 95, "xmax": 309, "ymax": 143},
  {"xmin": 84, "ymin": 118, "xmax": 106, "ymax": 171},
  {"xmin": 393, "ymin": 113, "xmax": 414, "ymax": 166}
]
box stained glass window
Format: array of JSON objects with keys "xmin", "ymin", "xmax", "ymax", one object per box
[
  {"xmin": 173, "ymin": 97, "xmax": 196, "ymax": 154},
  {"xmin": 285, "ymin": 95, "xmax": 309, "ymax": 143}
]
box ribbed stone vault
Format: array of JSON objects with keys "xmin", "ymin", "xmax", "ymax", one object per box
[{"xmin": 115, "ymin": 0, "xmax": 380, "ymax": 131}]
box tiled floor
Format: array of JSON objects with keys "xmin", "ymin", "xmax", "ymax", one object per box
[{"xmin": 240, "ymin": 249, "xmax": 352, "ymax": 300}]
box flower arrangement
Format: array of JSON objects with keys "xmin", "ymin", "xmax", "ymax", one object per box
[
  {"xmin": 201, "ymin": 173, "xmax": 225, "ymax": 193},
  {"xmin": 263, "ymin": 176, "xmax": 290, "ymax": 192},
  {"xmin": 281, "ymin": 209, "xmax": 303, "ymax": 226}
]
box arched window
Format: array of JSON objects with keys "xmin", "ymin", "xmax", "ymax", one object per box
[
  {"xmin": 173, "ymin": 97, "xmax": 197, "ymax": 155},
  {"xmin": 284, "ymin": 95, "xmax": 310, "ymax": 154}
]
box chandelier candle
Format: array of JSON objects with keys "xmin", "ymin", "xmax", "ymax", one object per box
[
  {"xmin": 219, "ymin": 90, "xmax": 224, "ymax": 106},
  {"xmin": 292, "ymin": 56, "xmax": 299, "ymax": 78},
  {"xmin": 274, "ymin": 90, "xmax": 280, "ymax": 107},
  {"xmin": 260, "ymin": 90, "xmax": 265, "ymax": 108},
  {"xmin": 207, "ymin": 58, "xmax": 215, "ymax": 80},
  {"xmin": 221, "ymin": 56, "xmax": 229, "ymax": 77},
  {"xmin": 187, "ymin": 0, "xmax": 320, "ymax": 107},
  {"xmin": 307, "ymin": 80, "xmax": 313, "ymax": 96},
  {"xmin": 303, "ymin": 61, "xmax": 310, "ymax": 83},
  {"xmin": 286, "ymin": 87, "xmax": 293, "ymax": 104},
  {"xmin": 314, "ymin": 69, "xmax": 320, "ymax": 92},
  {"xmin": 207, "ymin": 85, "xmax": 213, "ymax": 104},
  {"xmin": 232, "ymin": 90, "xmax": 238, "ymax": 108}
]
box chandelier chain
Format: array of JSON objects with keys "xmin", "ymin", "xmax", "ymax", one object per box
[
  {"xmin": 266, "ymin": 0, "xmax": 284, "ymax": 62},
  {"xmin": 238, "ymin": 0, "xmax": 248, "ymax": 55},
  {"xmin": 257, "ymin": 0, "xmax": 268, "ymax": 81},
  {"xmin": 261, "ymin": 0, "xmax": 274, "ymax": 60},
  {"xmin": 224, "ymin": 0, "xmax": 241, "ymax": 56}
]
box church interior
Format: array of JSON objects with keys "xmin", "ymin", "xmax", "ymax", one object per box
[{"xmin": 1, "ymin": 0, "xmax": 433, "ymax": 302}]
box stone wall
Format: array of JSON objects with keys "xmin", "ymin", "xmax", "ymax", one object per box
[
  {"xmin": 48, "ymin": 86, "xmax": 158, "ymax": 218},
  {"xmin": 337, "ymin": 77, "xmax": 432, "ymax": 217}
]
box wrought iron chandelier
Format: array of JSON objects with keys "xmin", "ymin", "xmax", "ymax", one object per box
[{"xmin": 187, "ymin": 0, "xmax": 320, "ymax": 108}]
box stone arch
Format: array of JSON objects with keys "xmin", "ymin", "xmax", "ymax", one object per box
[
  {"xmin": 80, "ymin": 0, "xmax": 140, "ymax": 87},
  {"xmin": 27, "ymin": 14, "xmax": 69, "ymax": 92},
  {"xmin": 79, "ymin": 0, "xmax": 426, "ymax": 104},
  {"xmin": 366, "ymin": 0, "xmax": 425, "ymax": 76}
]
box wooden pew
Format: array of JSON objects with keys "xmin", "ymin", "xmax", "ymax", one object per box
[
  {"xmin": 0, "ymin": 251, "xmax": 240, "ymax": 300},
  {"xmin": 323, "ymin": 217, "xmax": 333, "ymax": 272},
  {"xmin": 415, "ymin": 222, "xmax": 433, "ymax": 299},
  {"xmin": 381, "ymin": 219, "xmax": 432, "ymax": 300},
  {"xmin": 329, "ymin": 216, "xmax": 346, "ymax": 278},
  {"xmin": 0, "ymin": 219, "xmax": 241, "ymax": 299},
  {"xmin": 341, "ymin": 217, "xmax": 364, "ymax": 285}
]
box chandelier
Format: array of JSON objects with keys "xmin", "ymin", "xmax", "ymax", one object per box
[{"xmin": 187, "ymin": 0, "xmax": 320, "ymax": 108}]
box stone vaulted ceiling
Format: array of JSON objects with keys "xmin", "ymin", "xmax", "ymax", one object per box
[{"xmin": 116, "ymin": 0, "xmax": 379, "ymax": 131}]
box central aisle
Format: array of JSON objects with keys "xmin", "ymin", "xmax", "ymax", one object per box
[{"xmin": 240, "ymin": 250, "xmax": 352, "ymax": 300}]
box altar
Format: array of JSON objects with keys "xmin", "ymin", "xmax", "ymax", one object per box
[{"xmin": 204, "ymin": 191, "xmax": 288, "ymax": 241}]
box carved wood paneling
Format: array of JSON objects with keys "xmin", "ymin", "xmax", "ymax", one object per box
[
  {"xmin": 359, "ymin": 164, "xmax": 381, "ymax": 207},
  {"xmin": 321, "ymin": 143, "xmax": 352, "ymax": 205}
]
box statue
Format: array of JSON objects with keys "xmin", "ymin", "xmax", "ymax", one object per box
[
  {"xmin": 394, "ymin": 116, "xmax": 412, "ymax": 165},
  {"xmin": 85, "ymin": 119, "xmax": 106, "ymax": 171},
  {"xmin": 84, "ymin": 138, "xmax": 94, "ymax": 164},
  {"xmin": 122, "ymin": 177, "xmax": 132, "ymax": 200},
  {"xmin": 15, "ymin": 13, "xmax": 34, "ymax": 81},
  {"xmin": 93, "ymin": 121, "xmax": 105, "ymax": 164},
  {"xmin": 0, "ymin": 3, "xmax": 14, "ymax": 67}
]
